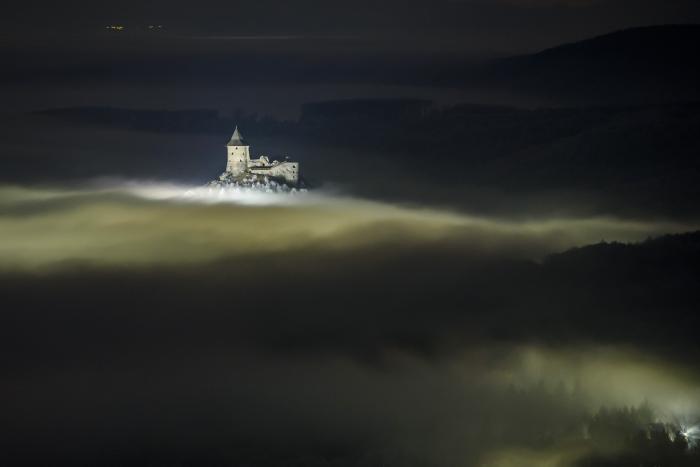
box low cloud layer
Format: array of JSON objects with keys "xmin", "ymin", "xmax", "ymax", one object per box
[{"xmin": 0, "ymin": 184, "xmax": 694, "ymax": 269}]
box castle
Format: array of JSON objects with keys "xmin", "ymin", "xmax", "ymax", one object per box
[{"xmin": 221, "ymin": 126, "xmax": 299, "ymax": 185}]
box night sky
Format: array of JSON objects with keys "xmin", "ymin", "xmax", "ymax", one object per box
[
  {"xmin": 4, "ymin": 0, "xmax": 700, "ymax": 53},
  {"xmin": 2, "ymin": 1, "xmax": 700, "ymax": 467}
]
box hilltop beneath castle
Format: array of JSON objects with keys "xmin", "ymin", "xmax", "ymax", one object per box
[{"xmin": 206, "ymin": 171, "xmax": 307, "ymax": 194}]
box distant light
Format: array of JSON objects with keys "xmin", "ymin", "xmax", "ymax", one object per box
[
  {"xmin": 106, "ymin": 25, "xmax": 125, "ymax": 32},
  {"xmin": 681, "ymin": 424, "xmax": 700, "ymax": 447}
]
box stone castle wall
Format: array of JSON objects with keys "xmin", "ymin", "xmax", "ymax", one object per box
[
  {"xmin": 249, "ymin": 162, "xmax": 299, "ymax": 184},
  {"xmin": 225, "ymin": 135, "xmax": 299, "ymax": 185}
]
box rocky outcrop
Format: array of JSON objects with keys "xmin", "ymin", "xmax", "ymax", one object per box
[{"xmin": 206, "ymin": 171, "xmax": 307, "ymax": 194}]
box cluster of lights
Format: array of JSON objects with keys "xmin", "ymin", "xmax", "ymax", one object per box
[{"xmin": 104, "ymin": 25, "xmax": 165, "ymax": 32}]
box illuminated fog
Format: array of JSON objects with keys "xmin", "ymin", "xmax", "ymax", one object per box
[{"xmin": 0, "ymin": 183, "xmax": 695, "ymax": 269}]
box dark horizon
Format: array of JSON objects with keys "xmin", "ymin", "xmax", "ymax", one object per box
[{"xmin": 4, "ymin": 0, "xmax": 700, "ymax": 55}]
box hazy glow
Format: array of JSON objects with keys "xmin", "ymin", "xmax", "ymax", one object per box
[
  {"xmin": 460, "ymin": 345, "xmax": 700, "ymax": 466},
  {"xmin": 0, "ymin": 182, "xmax": 696, "ymax": 268},
  {"xmin": 491, "ymin": 346, "xmax": 700, "ymax": 416},
  {"xmin": 682, "ymin": 424, "xmax": 700, "ymax": 446}
]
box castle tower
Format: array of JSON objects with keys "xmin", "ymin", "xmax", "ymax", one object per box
[{"xmin": 226, "ymin": 126, "xmax": 250, "ymax": 175}]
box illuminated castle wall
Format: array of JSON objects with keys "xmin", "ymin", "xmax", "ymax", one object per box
[{"xmin": 224, "ymin": 126, "xmax": 299, "ymax": 184}]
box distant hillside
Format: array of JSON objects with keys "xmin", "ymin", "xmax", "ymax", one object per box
[
  {"xmin": 546, "ymin": 231, "xmax": 700, "ymax": 271},
  {"xmin": 532, "ymin": 24, "xmax": 700, "ymax": 63},
  {"xmin": 33, "ymin": 99, "xmax": 700, "ymax": 217},
  {"xmin": 522, "ymin": 231, "xmax": 700, "ymax": 355},
  {"xmin": 476, "ymin": 25, "xmax": 700, "ymax": 105}
]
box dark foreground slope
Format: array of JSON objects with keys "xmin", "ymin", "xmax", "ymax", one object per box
[{"xmin": 1, "ymin": 231, "xmax": 699, "ymax": 370}]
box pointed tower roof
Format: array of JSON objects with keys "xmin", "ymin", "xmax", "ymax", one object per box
[{"xmin": 227, "ymin": 126, "xmax": 247, "ymax": 146}]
